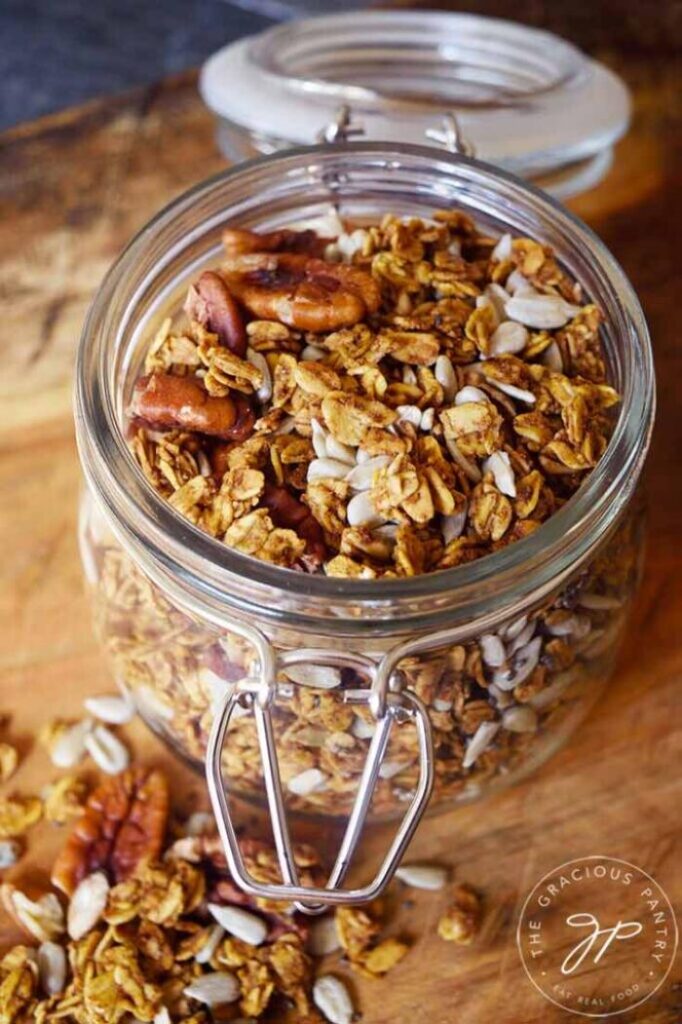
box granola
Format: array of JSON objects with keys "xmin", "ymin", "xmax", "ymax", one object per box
[
  {"xmin": 79, "ymin": 212, "xmax": 641, "ymax": 819},
  {"xmin": 0, "ymin": 767, "xmax": 415, "ymax": 1024},
  {"xmin": 127, "ymin": 213, "xmax": 619, "ymax": 578}
]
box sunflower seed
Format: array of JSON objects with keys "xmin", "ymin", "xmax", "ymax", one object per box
[
  {"xmin": 154, "ymin": 1010, "xmax": 172, "ymax": 1024},
  {"xmin": 284, "ymin": 664, "xmax": 342, "ymax": 689},
  {"xmin": 441, "ymin": 508, "xmax": 467, "ymax": 544},
  {"xmin": 288, "ymin": 767, "xmax": 329, "ymax": 796},
  {"xmin": 134, "ymin": 685, "xmax": 174, "ymax": 721},
  {"xmin": 432, "ymin": 698, "xmax": 453, "ymax": 712},
  {"xmin": 184, "ymin": 811, "xmax": 216, "ymax": 837},
  {"xmin": 38, "ymin": 941, "xmax": 67, "ymax": 996},
  {"xmin": 83, "ymin": 694, "xmax": 135, "ymax": 725},
  {"xmin": 482, "ymin": 450, "xmax": 516, "ymax": 497},
  {"xmin": 379, "ymin": 759, "xmax": 412, "ymax": 780},
  {"xmin": 546, "ymin": 614, "xmax": 591, "ymax": 638},
  {"xmin": 395, "ymin": 863, "xmax": 448, "ymax": 890},
  {"xmin": 396, "ymin": 404, "xmax": 423, "ymax": 428},
  {"xmin": 487, "ymin": 378, "xmax": 536, "ymax": 405},
  {"xmin": 325, "ymin": 437, "xmax": 356, "ymax": 465},
  {"xmin": 402, "ymin": 366, "xmax": 418, "ymax": 386},
  {"xmin": 494, "ymin": 636, "xmax": 543, "ymax": 691},
  {"xmin": 542, "ymin": 340, "xmax": 563, "ymax": 371},
  {"xmin": 505, "ymin": 269, "xmax": 534, "ymax": 295},
  {"xmin": 301, "ymin": 343, "xmax": 327, "ymax": 362},
  {"xmin": 345, "ymin": 456, "xmax": 390, "ymax": 491},
  {"xmin": 195, "ymin": 923, "xmax": 225, "ymax": 964},
  {"xmin": 308, "ymin": 915, "xmax": 341, "ymax": 956},
  {"xmin": 351, "ymin": 715, "xmax": 376, "ymax": 740},
  {"xmin": 208, "ymin": 904, "xmax": 267, "ymax": 946},
  {"xmin": 184, "ymin": 972, "xmax": 240, "ymax": 1006},
  {"xmin": 313, "ymin": 975, "xmax": 354, "ymax": 1024},
  {"xmin": 420, "ymin": 407, "xmax": 436, "ymax": 431},
  {"xmin": 502, "ymin": 705, "xmax": 538, "ymax": 733},
  {"xmin": 67, "ymin": 872, "xmax": 109, "ymax": 940},
  {"xmin": 503, "ymin": 614, "xmax": 528, "ymax": 640},
  {"xmin": 444, "ymin": 437, "xmax": 482, "ymax": 482},
  {"xmin": 488, "ymin": 321, "xmax": 529, "ymax": 357},
  {"xmin": 311, "ymin": 418, "xmax": 328, "ymax": 458},
  {"xmin": 347, "ymin": 490, "xmax": 385, "ymax": 528},
  {"xmin": 479, "ymin": 633, "xmax": 506, "ymax": 668},
  {"xmin": 484, "ymin": 282, "xmax": 511, "ymax": 321},
  {"xmin": 308, "ymin": 458, "xmax": 351, "ymax": 482},
  {"xmin": 507, "ymin": 620, "xmax": 537, "ymax": 654},
  {"xmin": 529, "ymin": 668, "xmax": 579, "ymax": 709},
  {"xmin": 454, "ymin": 385, "xmax": 487, "ymax": 406},
  {"xmin": 49, "ymin": 718, "xmax": 92, "ymax": 769},
  {"xmin": 84, "ymin": 724, "xmax": 130, "ymax": 775},
  {"xmin": 505, "ymin": 293, "xmax": 581, "ymax": 329},
  {"xmin": 435, "ymin": 354, "xmax": 457, "ymax": 402},
  {"xmin": 0, "ymin": 839, "xmax": 22, "ymax": 868},
  {"xmin": 491, "ymin": 232, "xmax": 512, "ymax": 262},
  {"xmin": 246, "ymin": 348, "xmax": 272, "ymax": 403},
  {"xmin": 462, "ymin": 721, "xmax": 500, "ymax": 768}
]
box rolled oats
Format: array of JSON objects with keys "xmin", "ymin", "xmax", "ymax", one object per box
[
  {"xmin": 0, "ymin": 743, "xmax": 19, "ymax": 783},
  {"xmin": 437, "ymin": 884, "xmax": 483, "ymax": 945},
  {"xmin": 0, "ymin": 795, "xmax": 42, "ymax": 839}
]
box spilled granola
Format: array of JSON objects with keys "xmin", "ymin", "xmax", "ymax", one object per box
[
  {"xmin": 128, "ymin": 212, "xmax": 620, "ymax": 578},
  {"xmin": 0, "ymin": 766, "xmax": 419, "ymax": 1024}
]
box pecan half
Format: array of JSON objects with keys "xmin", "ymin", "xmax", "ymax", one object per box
[
  {"xmin": 184, "ymin": 270, "xmax": 247, "ymax": 355},
  {"xmin": 222, "ymin": 227, "xmax": 330, "ymax": 259},
  {"xmin": 263, "ymin": 483, "xmax": 326, "ymax": 569},
  {"xmin": 130, "ymin": 372, "xmax": 254, "ymax": 441},
  {"xmin": 221, "ymin": 254, "xmax": 381, "ymax": 332},
  {"xmin": 51, "ymin": 767, "xmax": 169, "ymax": 895}
]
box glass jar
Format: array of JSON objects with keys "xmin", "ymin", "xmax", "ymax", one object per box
[{"xmin": 74, "ymin": 143, "xmax": 653, "ymax": 906}]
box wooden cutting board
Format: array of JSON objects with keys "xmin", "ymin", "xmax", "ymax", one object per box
[{"xmin": 0, "ymin": 54, "xmax": 680, "ymax": 1024}]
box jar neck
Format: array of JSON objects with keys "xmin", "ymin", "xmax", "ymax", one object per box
[{"xmin": 75, "ymin": 144, "xmax": 655, "ymax": 639}]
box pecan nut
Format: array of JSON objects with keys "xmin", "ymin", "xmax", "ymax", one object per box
[
  {"xmin": 130, "ymin": 372, "xmax": 254, "ymax": 441},
  {"xmin": 221, "ymin": 253, "xmax": 381, "ymax": 332},
  {"xmin": 51, "ymin": 767, "xmax": 169, "ymax": 895},
  {"xmin": 222, "ymin": 227, "xmax": 330, "ymax": 259},
  {"xmin": 184, "ymin": 270, "xmax": 247, "ymax": 355},
  {"xmin": 262, "ymin": 483, "xmax": 327, "ymax": 569}
]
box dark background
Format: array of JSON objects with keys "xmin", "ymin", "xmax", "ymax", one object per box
[{"xmin": 2, "ymin": 0, "xmax": 681, "ymax": 131}]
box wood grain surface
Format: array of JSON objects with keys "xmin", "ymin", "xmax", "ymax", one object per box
[{"xmin": 0, "ymin": 49, "xmax": 680, "ymax": 1024}]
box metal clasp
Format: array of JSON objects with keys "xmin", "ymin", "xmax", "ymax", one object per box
[
  {"xmin": 317, "ymin": 105, "xmax": 365, "ymax": 145},
  {"xmin": 425, "ymin": 113, "xmax": 476, "ymax": 157},
  {"xmin": 206, "ymin": 643, "xmax": 434, "ymax": 915}
]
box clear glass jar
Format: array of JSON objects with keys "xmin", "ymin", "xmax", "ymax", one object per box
[{"xmin": 75, "ymin": 144, "xmax": 653, "ymax": 901}]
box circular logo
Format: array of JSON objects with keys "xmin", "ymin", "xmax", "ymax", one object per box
[{"xmin": 517, "ymin": 856, "xmax": 678, "ymax": 1018}]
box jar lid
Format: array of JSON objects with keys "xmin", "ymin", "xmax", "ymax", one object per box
[{"xmin": 200, "ymin": 10, "xmax": 630, "ymax": 199}]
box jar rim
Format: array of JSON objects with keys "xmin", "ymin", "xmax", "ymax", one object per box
[{"xmin": 75, "ymin": 142, "xmax": 654, "ymax": 636}]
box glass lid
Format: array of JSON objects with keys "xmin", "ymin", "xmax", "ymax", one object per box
[{"xmin": 200, "ymin": 10, "xmax": 630, "ymax": 199}]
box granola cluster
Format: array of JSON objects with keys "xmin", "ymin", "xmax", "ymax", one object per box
[
  {"xmin": 0, "ymin": 755, "xmax": 470, "ymax": 1024},
  {"xmin": 128, "ymin": 211, "xmax": 619, "ymax": 577}
]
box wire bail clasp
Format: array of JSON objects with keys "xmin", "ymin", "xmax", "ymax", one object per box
[
  {"xmin": 206, "ymin": 644, "xmax": 434, "ymax": 915},
  {"xmin": 425, "ymin": 112, "xmax": 476, "ymax": 157},
  {"xmin": 318, "ymin": 104, "xmax": 366, "ymax": 145}
]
